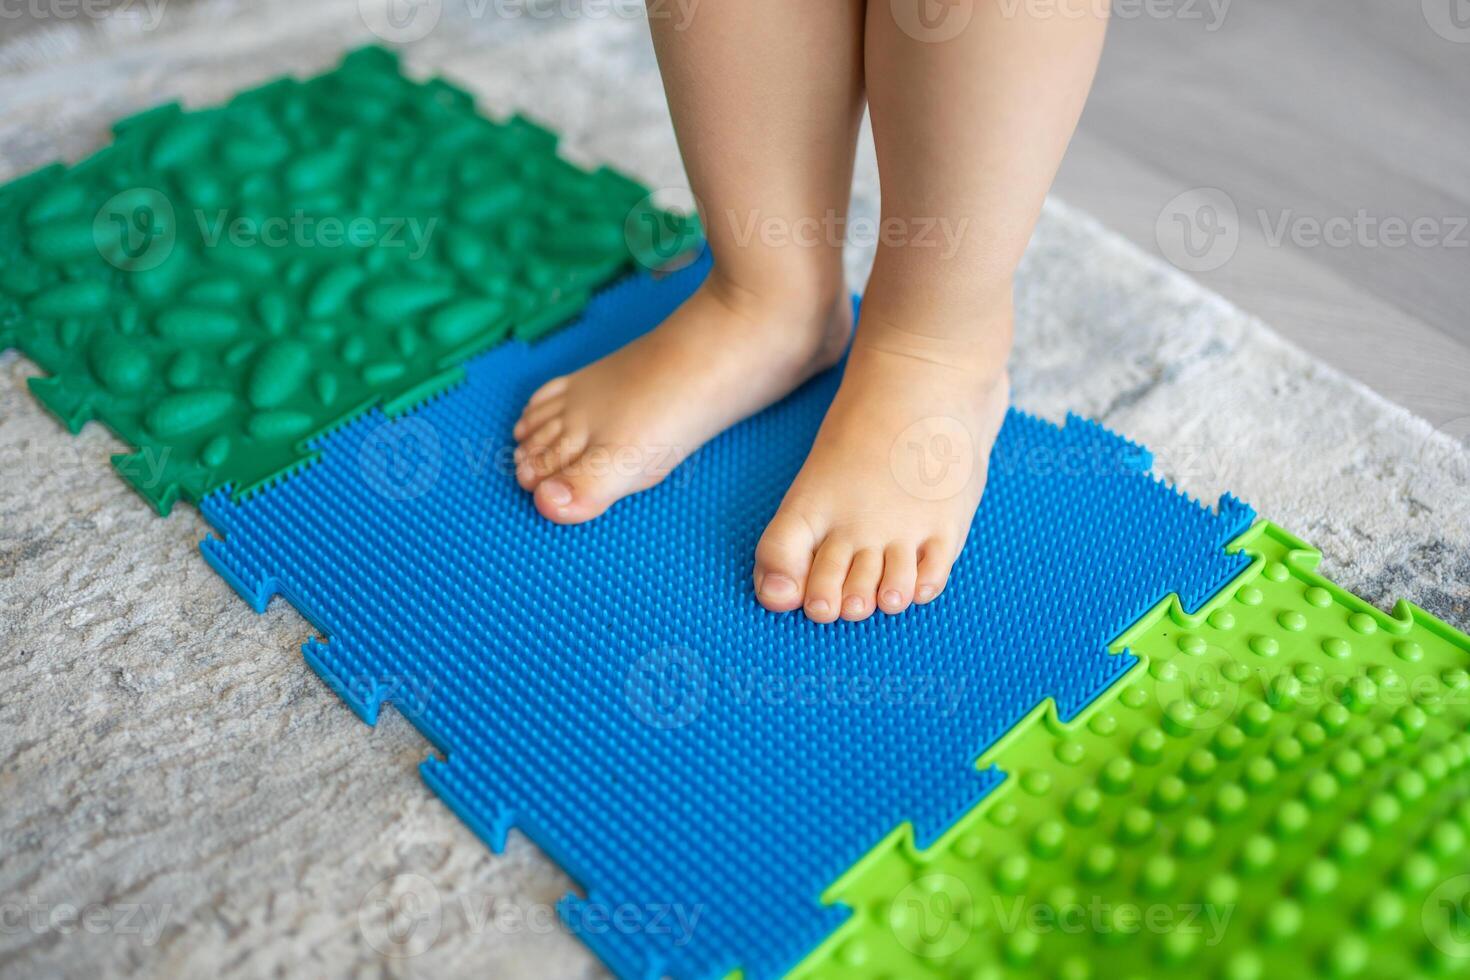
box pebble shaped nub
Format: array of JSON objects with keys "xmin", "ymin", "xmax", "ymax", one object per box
[
  {"xmin": 28, "ymin": 218, "xmax": 97, "ymax": 261},
  {"xmin": 146, "ymin": 389, "xmax": 234, "ymax": 437},
  {"xmin": 286, "ymin": 148, "xmax": 350, "ymax": 193},
  {"xmin": 88, "ymin": 334, "xmax": 151, "ymax": 394},
  {"xmin": 542, "ymin": 219, "xmax": 628, "ymax": 259},
  {"xmin": 307, "ymin": 265, "xmax": 367, "ymax": 319},
  {"xmin": 24, "ymin": 180, "xmax": 89, "ymax": 225},
  {"xmin": 362, "ymin": 281, "xmax": 455, "ymax": 322},
  {"xmin": 154, "ymin": 306, "xmax": 240, "ymax": 343},
  {"xmin": 427, "ymin": 298, "xmax": 507, "ymax": 346},
  {"xmin": 149, "ymin": 117, "xmax": 216, "ymax": 169},
  {"xmin": 247, "ymin": 341, "xmax": 312, "ymax": 409},
  {"xmin": 247, "ymin": 410, "xmax": 314, "ymax": 441},
  {"xmin": 167, "ymin": 350, "xmax": 204, "ymax": 389},
  {"xmin": 456, "ymin": 184, "xmax": 524, "ymax": 224},
  {"xmin": 28, "ymin": 280, "xmax": 111, "ymax": 319}
]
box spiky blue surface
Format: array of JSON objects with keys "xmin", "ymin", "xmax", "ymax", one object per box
[{"xmin": 200, "ymin": 253, "xmax": 1253, "ymax": 979}]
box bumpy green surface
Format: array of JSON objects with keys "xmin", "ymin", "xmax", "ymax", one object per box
[
  {"xmin": 789, "ymin": 522, "xmax": 1470, "ymax": 979},
  {"xmin": 0, "ymin": 46, "xmax": 700, "ymax": 514}
]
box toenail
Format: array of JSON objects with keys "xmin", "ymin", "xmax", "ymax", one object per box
[
  {"xmin": 882, "ymin": 589, "xmax": 903, "ymax": 609},
  {"xmin": 516, "ymin": 463, "xmax": 535, "ymax": 482},
  {"xmin": 542, "ymin": 479, "xmax": 573, "ymax": 506},
  {"xmin": 761, "ymin": 574, "xmax": 797, "ymax": 600},
  {"xmin": 843, "ymin": 596, "xmax": 865, "ymax": 615},
  {"xmin": 916, "ymin": 585, "xmax": 937, "ymax": 602},
  {"xmin": 806, "ymin": 599, "xmax": 830, "ymax": 617}
]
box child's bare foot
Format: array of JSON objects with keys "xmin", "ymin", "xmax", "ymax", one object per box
[
  {"xmin": 513, "ymin": 271, "xmax": 851, "ymax": 523},
  {"xmin": 752, "ymin": 312, "xmax": 1011, "ymax": 623}
]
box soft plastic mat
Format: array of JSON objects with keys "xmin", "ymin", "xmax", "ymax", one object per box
[
  {"xmin": 0, "ymin": 46, "xmax": 699, "ymax": 514},
  {"xmin": 790, "ymin": 522, "xmax": 1470, "ymax": 979},
  {"xmin": 200, "ymin": 254, "xmax": 1254, "ymax": 978}
]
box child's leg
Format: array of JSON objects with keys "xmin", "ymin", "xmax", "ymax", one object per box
[
  {"xmin": 513, "ymin": 1, "xmax": 866, "ymax": 523},
  {"xmin": 753, "ymin": 0, "xmax": 1108, "ymax": 621}
]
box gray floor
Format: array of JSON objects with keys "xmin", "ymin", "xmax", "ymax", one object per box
[{"xmin": 1055, "ymin": 0, "xmax": 1470, "ymax": 437}]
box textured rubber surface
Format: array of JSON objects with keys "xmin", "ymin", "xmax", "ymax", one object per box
[
  {"xmin": 789, "ymin": 522, "xmax": 1470, "ymax": 980},
  {"xmin": 199, "ymin": 254, "xmax": 1253, "ymax": 979},
  {"xmin": 0, "ymin": 46, "xmax": 699, "ymax": 514}
]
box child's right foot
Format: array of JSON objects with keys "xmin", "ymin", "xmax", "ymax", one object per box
[{"xmin": 512, "ymin": 270, "xmax": 851, "ymax": 522}]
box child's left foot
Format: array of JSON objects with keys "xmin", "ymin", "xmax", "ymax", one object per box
[{"xmin": 752, "ymin": 314, "xmax": 1010, "ymax": 622}]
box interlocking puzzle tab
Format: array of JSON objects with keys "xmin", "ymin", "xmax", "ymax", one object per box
[
  {"xmin": 0, "ymin": 46, "xmax": 700, "ymax": 514},
  {"xmin": 789, "ymin": 522, "xmax": 1470, "ymax": 979},
  {"xmin": 200, "ymin": 255, "xmax": 1253, "ymax": 979}
]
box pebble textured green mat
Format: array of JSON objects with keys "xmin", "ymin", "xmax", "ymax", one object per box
[
  {"xmin": 787, "ymin": 522, "xmax": 1470, "ymax": 979},
  {"xmin": 0, "ymin": 46, "xmax": 700, "ymax": 514}
]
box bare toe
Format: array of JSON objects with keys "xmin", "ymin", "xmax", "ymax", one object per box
[
  {"xmin": 878, "ymin": 543, "xmax": 917, "ymax": 614},
  {"xmin": 526, "ymin": 376, "xmax": 568, "ymax": 407},
  {"xmin": 803, "ymin": 538, "xmax": 852, "ymax": 624},
  {"xmin": 753, "ymin": 509, "xmax": 818, "ymax": 612},
  {"xmin": 840, "ymin": 549, "xmax": 882, "ymax": 622},
  {"xmin": 514, "ymin": 397, "xmax": 564, "ymax": 440},
  {"xmin": 518, "ymin": 429, "xmax": 586, "ymax": 491},
  {"xmin": 532, "ymin": 445, "xmax": 658, "ymax": 525},
  {"xmin": 915, "ymin": 537, "xmax": 957, "ymax": 604}
]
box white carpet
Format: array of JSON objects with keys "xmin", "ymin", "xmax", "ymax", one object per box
[{"xmin": 1, "ymin": 2, "xmax": 1467, "ymax": 977}]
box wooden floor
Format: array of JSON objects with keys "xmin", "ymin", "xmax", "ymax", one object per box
[
  {"xmin": 1055, "ymin": 0, "xmax": 1470, "ymax": 437},
  {"xmin": 4, "ymin": 0, "xmax": 1467, "ymax": 436}
]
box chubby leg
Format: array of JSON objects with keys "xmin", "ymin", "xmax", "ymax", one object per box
[
  {"xmin": 753, "ymin": 0, "xmax": 1108, "ymax": 621},
  {"xmin": 513, "ymin": 1, "xmax": 866, "ymax": 523}
]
